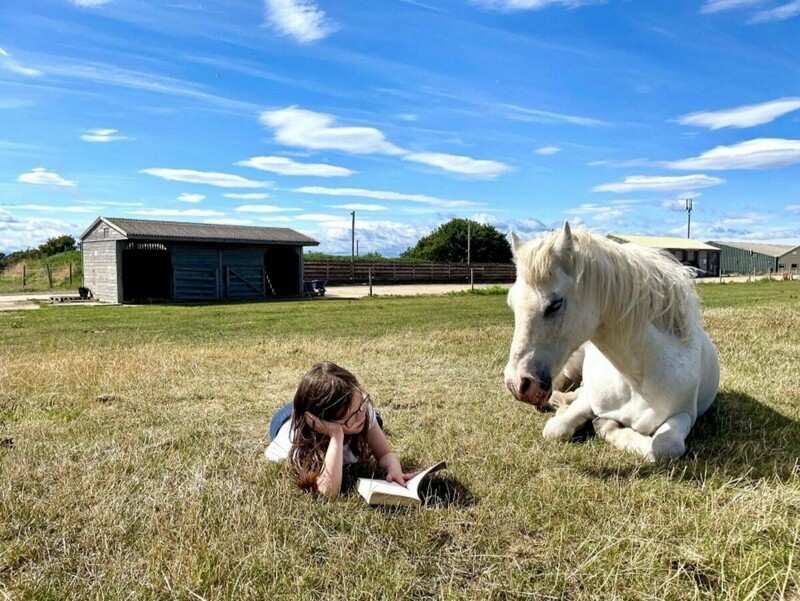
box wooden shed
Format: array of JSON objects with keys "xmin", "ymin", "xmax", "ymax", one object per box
[
  {"xmin": 80, "ymin": 217, "xmax": 319, "ymax": 303},
  {"xmin": 607, "ymin": 233, "xmax": 721, "ymax": 277}
]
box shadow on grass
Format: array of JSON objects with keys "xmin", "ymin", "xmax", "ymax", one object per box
[{"xmin": 582, "ymin": 390, "xmax": 800, "ymax": 484}]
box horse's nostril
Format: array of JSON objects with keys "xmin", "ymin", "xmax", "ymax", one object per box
[{"xmin": 519, "ymin": 376, "xmax": 532, "ymax": 395}]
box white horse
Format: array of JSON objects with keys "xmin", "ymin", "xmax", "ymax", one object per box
[{"xmin": 504, "ymin": 222, "xmax": 720, "ymax": 461}]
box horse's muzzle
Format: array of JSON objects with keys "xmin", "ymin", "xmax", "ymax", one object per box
[{"xmin": 506, "ymin": 375, "xmax": 552, "ymax": 407}]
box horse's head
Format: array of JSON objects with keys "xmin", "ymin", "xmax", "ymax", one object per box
[{"xmin": 504, "ymin": 222, "xmax": 596, "ymax": 406}]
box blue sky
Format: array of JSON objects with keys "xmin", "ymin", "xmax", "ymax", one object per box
[{"xmin": 1, "ymin": 0, "xmax": 799, "ymax": 256}]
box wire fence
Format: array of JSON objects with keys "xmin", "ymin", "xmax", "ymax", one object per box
[{"xmin": 0, "ymin": 262, "xmax": 82, "ymax": 293}]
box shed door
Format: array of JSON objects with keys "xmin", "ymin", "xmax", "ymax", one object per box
[
  {"xmin": 222, "ymin": 248, "xmax": 265, "ymax": 299},
  {"xmin": 172, "ymin": 247, "xmax": 220, "ymax": 301}
]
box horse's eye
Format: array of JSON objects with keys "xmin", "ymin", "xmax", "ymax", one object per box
[{"xmin": 544, "ymin": 298, "xmax": 563, "ymax": 317}]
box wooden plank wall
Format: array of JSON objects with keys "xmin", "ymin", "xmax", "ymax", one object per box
[
  {"xmin": 82, "ymin": 240, "xmax": 121, "ymax": 303},
  {"xmin": 303, "ymin": 260, "xmax": 515, "ymax": 285}
]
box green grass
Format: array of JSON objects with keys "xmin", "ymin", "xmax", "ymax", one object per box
[
  {"xmin": 1, "ymin": 281, "xmax": 799, "ymax": 600},
  {"xmin": 0, "ymin": 250, "xmax": 82, "ymax": 293}
]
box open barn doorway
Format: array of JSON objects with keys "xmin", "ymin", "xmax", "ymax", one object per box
[
  {"xmin": 122, "ymin": 243, "xmax": 172, "ymax": 302},
  {"xmin": 264, "ymin": 246, "xmax": 300, "ymax": 296}
]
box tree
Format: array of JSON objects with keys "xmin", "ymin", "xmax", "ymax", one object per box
[
  {"xmin": 401, "ymin": 219, "xmax": 512, "ymax": 263},
  {"xmin": 38, "ymin": 235, "xmax": 77, "ymax": 257}
]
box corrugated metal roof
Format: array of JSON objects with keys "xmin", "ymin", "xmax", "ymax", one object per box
[
  {"xmin": 608, "ymin": 234, "xmax": 719, "ymax": 251},
  {"xmin": 707, "ymin": 240, "xmax": 796, "ymax": 257},
  {"xmin": 83, "ymin": 217, "xmax": 319, "ymax": 246}
]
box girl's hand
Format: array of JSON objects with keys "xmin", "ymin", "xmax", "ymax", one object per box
[
  {"xmin": 385, "ymin": 467, "xmax": 419, "ymax": 488},
  {"xmin": 304, "ymin": 413, "xmax": 344, "ymax": 439}
]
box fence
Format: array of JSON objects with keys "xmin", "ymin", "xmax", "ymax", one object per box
[
  {"xmin": 0, "ymin": 262, "xmax": 81, "ymax": 292},
  {"xmin": 303, "ymin": 260, "xmax": 515, "ymax": 286}
]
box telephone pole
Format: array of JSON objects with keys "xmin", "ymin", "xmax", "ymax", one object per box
[{"xmin": 685, "ymin": 198, "xmax": 693, "ymax": 238}]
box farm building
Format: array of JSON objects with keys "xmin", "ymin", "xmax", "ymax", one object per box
[
  {"xmin": 80, "ymin": 217, "xmax": 319, "ymax": 303},
  {"xmin": 607, "ymin": 234, "xmax": 721, "ymax": 277},
  {"xmin": 706, "ymin": 241, "xmax": 800, "ymax": 275}
]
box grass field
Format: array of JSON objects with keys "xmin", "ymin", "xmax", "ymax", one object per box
[
  {"xmin": 0, "ymin": 251, "xmax": 82, "ymax": 294},
  {"xmin": 1, "ymin": 281, "xmax": 799, "ymax": 600}
]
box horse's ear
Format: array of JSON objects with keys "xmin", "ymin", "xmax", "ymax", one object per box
[
  {"xmin": 553, "ymin": 221, "xmax": 574, "ymax": 263},
  {"xmin": 509, "ymin": 231, "xmax": 522, "ymax": 260}
]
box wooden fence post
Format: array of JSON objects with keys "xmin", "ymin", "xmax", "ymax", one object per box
[
  {"xmin": 22, "ymin": 264, "xmax": 26, "ymax": 287},
  {"xmin": 69, "ymin": 263, "xmax": 73, "ymax": 285},
  {"xmin": 46, "ymin": 264, "xmax": 53, "ymax": 288}
]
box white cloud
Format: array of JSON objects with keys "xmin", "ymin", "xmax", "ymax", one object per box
[
  {"xmin": 260, "ymin": 106, "xmax": 404, "ymax": 155},
  {"xmin": 403, "ymin": 152, "xmax": 513, "ymax": 178},
  {"xmin": 260, "ymin": 106, "xmax": 510, "ymax": 178},
  {"xmin": 260, "ymin": 216, "xmax": 293, "ymax": 223},
  {"xmin": 472, "ymin": 0, "xmax": 597, "ymax": 11},
  {"xmin": 750, "ymin": 1, "xmax": 800, "ymax": 22},
  {"xmin": 17, "ymin": 167, "xmax": 76, "ymax": 187},
  {"xmin": 666, "ymin": 138, "xmax": 800, "ymax": 170},
  {"xmin": 223, "ymin": 193, "xmax": 271, "ymax": 199},
  {"xmin": 141, "ymin": 168, "xmax": 268, "ymax": 188},
  {"xmin": 236, "ymin": 155, "xmax": 354, "ymax": 177},
  {"xmin": 329, "ymin": 204, "xmax": 388, "ymax": 211},
  {"xmin": 535, "ymin": 146, "xmax": 561, "ymax": 155},
  {"xmin": 264, "ymin": 0, "xmax": 335, "ymax": 43},
  {"xmin": 81, "ymin": 128, "xmax": 128, "ymax": 142},
  {"xmin": 70, "ymin": 0, "xmax": 113, "ymax": 6},
  {"xmin": 203, "ymin": 218, "xmax": 254, "ymax": 226},
  {"xmin": 566, "ymin": 203, "xmax": 626, "ymax": 222},
  {"xmin": 0, "ymin": 215, "xmax": 81, "ymax": 254},
  {"xmin": 1, "ymin": 204, "xmax": 95, "ymax": 213},
  {"xmin": 593, "ymin": 174, "xmax": 725, "ymax": 193},
  {"xmin": 700, "ymin": 0, "xmax": 766, "ymax": 13},
  {"xmin": 132, "ymin": 208, "xmax": 224, "ymax": 217},
  {"xmin": 396, "ymin": 113, "xmax": 418, "ymax": 121},
  {"xmin": 295, "ymin": 213, "xmax": 346, "ymax": 221},
  {"xmin": 0, "ymin": 47, "xmax": 42, "ymax": 77},
  {"xmin": 786, "ymin": 204, "xmax": 800, "ymax": 214},
  {"xmin": 588, "ymin": 158, "xmax": 657, "ymax": 168},
  {"xmin": 676, "ymin": 98, "xmax": 800, "ymax": 129},
  {"xmin": 503, "ymin": 103, "xmax": 608, "ymax": 126},
  {"xmin": 294, "ymin": 186, "xmax": 483, "ymax": 208},
  {"xmin": 234, "ymin": 204, "xmax": 301, "ymax": 213},
  {"xmin": 177, "ymin": 193, "xmax": 205, "ymax": 203}
]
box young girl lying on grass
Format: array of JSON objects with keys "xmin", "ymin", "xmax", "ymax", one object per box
[{"xmin": 265, "ymin": 361, "xmax": 416, "ymax": 497}]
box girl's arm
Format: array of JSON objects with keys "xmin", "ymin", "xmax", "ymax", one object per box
[
  {"xmin": 367, "ymin": 425, "xmax": 417, "ymax": 487},
  {"xmin": 304, "ymin": 413, "xmax": 345, "ymax": 498}
]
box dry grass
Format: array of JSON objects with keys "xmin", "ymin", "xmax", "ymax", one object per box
[{"xmin": 1, "ymin": 282, "xmax": 799, "ymax": 600}]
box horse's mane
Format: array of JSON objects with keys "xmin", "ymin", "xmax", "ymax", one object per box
[{"xmin": 516, "ymin": 228, "xmax": 701, "ymax": 342}]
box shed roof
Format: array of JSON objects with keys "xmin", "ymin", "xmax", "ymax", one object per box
[
  {"xmin": 607, "ymin": 234, "xmax": 719, "ymax": 251},
  {"xmin": 706, "ymin": 240, "xmax": 798, "ymax": 257},
  {"xmin": 80, "ymin": 217, "xmax": 319, "ymax": 246}
]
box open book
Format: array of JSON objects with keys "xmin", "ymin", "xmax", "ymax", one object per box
[{"xmin": 357, "ymin": 461, "xmax": 447, "ymax": 507}]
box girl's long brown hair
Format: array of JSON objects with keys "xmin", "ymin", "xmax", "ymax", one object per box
[{"xmin": 288, "ymin": 362, "xmax": 371, "ymax": 491}]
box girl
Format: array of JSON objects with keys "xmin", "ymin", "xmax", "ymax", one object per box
[{"xmin": 265, "ymin": 361, "xmax": 415, "ymax": 497}]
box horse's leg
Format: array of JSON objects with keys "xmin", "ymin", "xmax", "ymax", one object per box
[
  {"xmin": 592, "ymin": 419, "xmax": 653, "ymax": 459},
  {"xmin": 649, "ymin": 412, "xmax": 693, "ymax": 461},
  {"xmin": 593, "ymin": 412, "xmax": 693, "ymax": 462},
  {"xmin": 549, "ymin": 389, "xmax": 580, "ymax": 414},
  {"xmin": 542, "ymin": 394, "xmax": 594, "ymax": 441}
]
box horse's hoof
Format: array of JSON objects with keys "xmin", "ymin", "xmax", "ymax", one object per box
[
  {"xmin": 592, "ymin": 417, "xmax": 620, "ymax": 437},
  {"xmin": 542, "ymin": 417, "xmax": 573, "ymax": 441}
]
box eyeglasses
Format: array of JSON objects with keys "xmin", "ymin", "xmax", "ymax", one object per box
[{"xmin": 340, "ymin": 393, "xmax": 371, "ymax": 428}]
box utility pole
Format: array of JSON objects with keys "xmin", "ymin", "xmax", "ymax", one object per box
[
  {"xmin": 685, "ymin": 198, "xmax": 693, "ymax": 238},
  {"xmin": 350, "ymin": 210, "xmax": 355, "ymax": 282}
]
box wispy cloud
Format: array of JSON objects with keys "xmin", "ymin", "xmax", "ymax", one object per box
[
  {"xmin": 132, "ymin": 208, "xmax": 224, "ymax": 217},
  {"xmin": 294, "ymin": 186, "xmax": 483, "ymax": 207},
  {"xmin": 223, "ymin": 193, "xmax": 271, "ymax": 199},
  {"xmin": 786, "ymin": 204, "xmax": 800, "ymax": 214},
  {"xmin": 260, "ymin": 106, "xmax": 512, "ymax": 177},
  {"xmin": 81, "ymin": 128, "xmax": 128, "ymax": 142},
  {"xmin": 264, "ymin": 0, "xmax": 335, "ymax": 43},
  {"xmin": 593, "ymin": 174, "xmax": 725, "ymax": 192},
  {"xmin": 402, "ymin": 152, "xmax": 513, "ymax": 178},
  {"xmin": 260, "ymin": 106, "xmax": 404, "ymax": 155},
  {"xmin": 675, "ymin": 98, "xmax": 800, "ymax": 129},
  {"xmin": 295, "ymin": 213, "xmax": 345, "ymax": 221},
  {"xmin": 471, "ymin": 0, "xmax": 599, "ymax": 11},
  {"xmin": 665, "ymin": 139, "xmax": 800, "ymax": 170},
  {"xmin": 566, "ymin": 203, "xmax": 627, "ymax": 222},
  {"xmin": 177, "ymin": 193, "xmax": 205, "ymax": 203},
  {"xmin": 0, "ymin": 47, "xmax": 42, "ymax": 77},
  {"xmin": 236, "ymin": 155, "xmax": 354, "ymax": 177},
  {"xmin": 204, "ymin": 218, "xmax": 254, "ymax": 226},
  {"xmin": 234, "ymin": 204, "xmax": 302, "ymax": 213},
  {"xmin": 329, "ymin": 204, "xmax": 388, "ymax": 211},
  {"xmin": 750, "ymin": 0, "xmax": 800, "ymax": 22},
  {"xmin": 502, "ymin": 103, "xmax": 608, "ymax": 126},
  {"xmin": 535, "ymin": 146, "xmax": 561, "ymax": 155},
  {"xmin": 17, "ymin": 167, "xmax": 76, "ymax": 187},
  {"xmin": 69, "ymin": 0, "xmax": 113, "ymax": 6},
  {"xmin": 141, "ymin": 168, "xmax": 269, "ymax": 188},
  {"xmin": 700, "ymin": 0, "xmax": 766, "ymax": 13},
  {"xmin": 0, "ymin": 204, "xmax": 95, "ymax": 213},
  {"xmin": 588, "ymin": 158, "xmax": 659, "ymax": 168}
]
